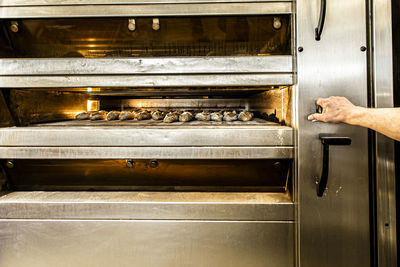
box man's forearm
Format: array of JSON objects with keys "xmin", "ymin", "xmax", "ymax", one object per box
[{"xmin": 345, "ymin": 107, "xmax": 400, "ymax": 141}]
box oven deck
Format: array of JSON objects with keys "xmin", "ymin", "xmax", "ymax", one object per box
[
  {"xmin": 34, "ymin": 117, "xmax": 277, "ymax": 127},
  {"xmin": 0, "ymin": 121, "xmax": 293, "ymax": 159}
]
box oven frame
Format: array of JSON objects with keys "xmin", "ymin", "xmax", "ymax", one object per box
[{"xmin": 0, "ymin": 0, "xmax": 397, "ymax": 266}]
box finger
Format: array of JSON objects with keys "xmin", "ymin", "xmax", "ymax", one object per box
[
  {"xmin": 308, "ymin": 113, "xmax": 325, "ymax": 122},
  {"xmin": 316, "ymin": 98, "xmax": 328, "ymax": 107},
  {"xmin": 307, "ymin": 114, "xmax": 315, "ymax": 121}
]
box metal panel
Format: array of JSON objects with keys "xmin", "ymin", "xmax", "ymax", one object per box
[
  {"xmin": 0, "ymin": 2, "xmax": 292, "ymax": 18},
  {"xmin": 296, "ymin": 0, "xmax": 370, "ymax": 266},
  {"xmin": 0, "ymin": 126, "xmax": 293, "ymax": 147},
  {"xmin": 0, "ymin": 220, "xmax": 294, "ymax": 267},
  {"xmin": 0, "ymin": 74, "xmax": 294, "ymax": 88},
  {"xmin": 0, "ymin": 191, "xmax": 293, "ymax": 220},
  {"xmin": 0, "ymin": 0, "xmax": 292, "ymax": 5},
  {"xmin": 372, "ymin": 0, "xmax": 397, "ymax": 265},
  {"xmin": 0, "ymin": 56, "xmax": 293, "ymax": 75},
  {"xmin": 0, "ymin": 146, "xmax": 293, "ymax": 159}
]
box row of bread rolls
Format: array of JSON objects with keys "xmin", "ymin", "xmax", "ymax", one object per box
[{"xmin": 76, "ymin": 109, "xmax": 254, "ymax": 123}]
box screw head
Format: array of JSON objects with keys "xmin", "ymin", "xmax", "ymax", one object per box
[
  {"xmin": 6, "ymin": 160, "xmax": 14, "ymax": 169},
  {"xmin": 150, "ymin": 160, "xmax": 159, "ymax": 168},
  {"xmin": 152, "ymin": 18, "xmax": 160, "ymax": 31},
  {"xmin": 128, "ymin": 23, "xmax": 136, "ymax": 32},
  {"xmin": 126, "ymin": 159, "xmax": 135, "ymax": 168},
  {"xmin": 273, "ymin": 17, "xmax": 282, "ymax": 30},
  {"xmin": 273, "ymin": 161, "xmax": 282, "ymax": 169},
  {"xmin": 298, "ymin": 46, "xmax": 304, "ymax": 53},
  {"xmin": 10, "ymin": 23, "xmax": 18, "ymax": 33}
]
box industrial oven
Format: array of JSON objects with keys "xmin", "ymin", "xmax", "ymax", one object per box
[{"xmin": 0, "ymin": 0, "xmax": 396, "ymax": 266}]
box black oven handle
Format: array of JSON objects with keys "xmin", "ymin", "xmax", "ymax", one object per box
[
  {"xmin": 315, "ymin": 0, "xmax": 327, "ymax": 41},
  {"xmin": 317, "ymin": 135, "xmax": 351, "ymax": 197}
]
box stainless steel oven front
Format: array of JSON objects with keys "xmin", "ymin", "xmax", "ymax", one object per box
[{"xmin": 0, "ymin": 1, "xmax": 395, "ymax": 266}]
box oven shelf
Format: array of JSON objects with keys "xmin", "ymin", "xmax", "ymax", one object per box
[
  {"xmin": 0, "ymin": 1, "xmax": 293, "ymax": 19},
  {"xmin": 0, "ymin": 121, "xmax": 293, "ymax": 159},
  {"xmin": 0, "ymin": 191, "xmax": 294, "ymax": 221},
  {"xmin": 33, "ymin": 117, "xmax": 283, "ymax": 127}
]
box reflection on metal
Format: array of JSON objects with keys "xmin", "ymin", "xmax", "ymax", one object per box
[
  {"xmin": 371, "ymin": 0, "xmax": 397, "ymax": 265},
  {"xmin": 86, "ymin": 100, "xmax": 99, "ymax": 111}
]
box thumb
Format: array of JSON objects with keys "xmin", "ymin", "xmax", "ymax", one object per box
[{"xmin": 308, "ymin": 113, "xmax": 325, "ymax": 121}]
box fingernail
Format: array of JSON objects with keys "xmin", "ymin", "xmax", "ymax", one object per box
[{"xmin": 307, "ymin": 115, "xmax": 313, "ymax": 120}]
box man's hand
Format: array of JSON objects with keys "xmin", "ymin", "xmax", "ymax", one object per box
[
  {"xmin": 307, "ymin": 96, "xmax": 363, "ymax": 124},
  {"xmin": 307, "ymin": 96, "xmax": 400, "ymax": 141}
]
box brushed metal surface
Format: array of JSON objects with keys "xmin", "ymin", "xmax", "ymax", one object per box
[
  {"xmin": 0, "ymin": 0, "xmax": 292, "ymax": 5},
  {"xmin": 0, "ymin": 146, "xmax": 293, "ymax": 159},
  {"xmin": 0, "ymin": 191, "xmax": 294, "ymax": 220},
  {"xmin": 297, "ymin": 0, "xmax": 370, "ymax": 266},
  {"xmin": 0, "ymin": 126, "xmax": 293, "ymax": 147},
  {"xmin": 0, "ymin": 2, "xmax": 292, "ymax": 18},
  {"xmin": 0, "ymin": 220, "xmax": 294, "ymax": 267},
  {"xmin": 0, "ymin": 74, "xmax": 294, "ymax": 88},
  {"xmin": 372, "ymin": 0, "xmax": 397, "ymax": 265},
  {"xmin": 0, "ymin": 56, "xmax": 293, "ymax": 75}
]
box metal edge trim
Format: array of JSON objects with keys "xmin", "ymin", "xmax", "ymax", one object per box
[
  {"xmin": 0, "ymin": 56, "xmax": 293, "ymax": 76},
  {"xmin": 0, "ymin": 74, "xmax": 295, "ymax": 88},
  {"xmin": 0, "ymin": 146, "xmax": 294, "ymax": 159},
  {"xmin": 0, "ymin": 2, "xmax": 292, "ymax": 18}
]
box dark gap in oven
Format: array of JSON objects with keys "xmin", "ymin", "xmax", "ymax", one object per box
[
  {"xmin": 0, "ymin": 15, "xmax": 291, "ymax": 58},
  {"xmin": 1, "ymin": 159, "xmax": 292, "ymax": 193}
]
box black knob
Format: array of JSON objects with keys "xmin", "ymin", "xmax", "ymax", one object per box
[
  {"xmin": 360, "ymin": 46, "xmax": 367, "ymax": 52},
  {"xmin": 298, "ymin": 46, "xmax": 304, "ymax": 52}
]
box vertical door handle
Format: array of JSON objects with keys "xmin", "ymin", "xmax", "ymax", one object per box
[
  {"xmin": 317, "ymin": 135, "xmax": 351, "ymax": 197},
  {"xmin": 315, "ymin": 0, "xmax": 327, "ymax": 41}
]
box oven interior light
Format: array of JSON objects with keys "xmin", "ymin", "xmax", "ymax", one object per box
[
  {"xmin": 87, "ymin": 100, "xmax": 100, "ymax": 112},
  {"xmin": 87, "ymin": 87, "xmax": 92, "ymax": 92}
]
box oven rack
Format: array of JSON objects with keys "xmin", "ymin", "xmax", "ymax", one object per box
[{"xmin": 0, "ymin": 124, "xmax": 293, "ymax": 159}]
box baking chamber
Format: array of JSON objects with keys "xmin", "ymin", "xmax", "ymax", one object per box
[
  {"xmin": 0, "ymin": 16, "xmax": 291, "ymax": 58},
  {"xmin": 0, "ymin": 1, "xmax": 301, "ymax": 265}
]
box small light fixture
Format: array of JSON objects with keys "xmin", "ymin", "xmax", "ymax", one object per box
[{"xmin": 87, "ymin": 100, "xmax": 100, "ymax": 112}]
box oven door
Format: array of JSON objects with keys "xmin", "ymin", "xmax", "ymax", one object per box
[{"xmin": 297, "ymin": 0, "xmax": 370, "ymax": 266}]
